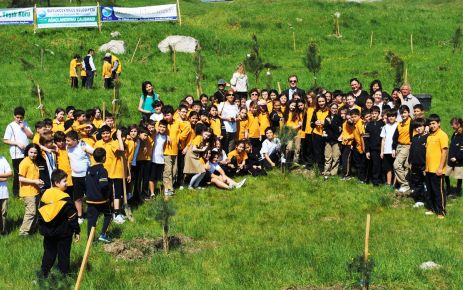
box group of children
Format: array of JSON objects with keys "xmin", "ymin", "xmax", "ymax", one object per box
[{"xmin": 0, "ymin": 76, "xmax": 458, "ymax": 278}]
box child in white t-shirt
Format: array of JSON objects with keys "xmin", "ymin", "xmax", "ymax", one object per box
[
  {"xmin": 65, "ymin": 130, "xmax": 94, "ymax": 224},
  {"xmin": 0, "ymin": 155, "xmax": 12, "ymax": 235},
  {"xmin": 380, "ymin": 110, "xmax": 398, "ymax": 186},
  {"xmin": 149, "ymin": 120, "xmax": 168, "ymax": 197}
]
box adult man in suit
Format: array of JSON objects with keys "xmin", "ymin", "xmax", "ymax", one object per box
[{"xmin": 283, "ymin": 75, "xmax": 306, "ymax": 101}]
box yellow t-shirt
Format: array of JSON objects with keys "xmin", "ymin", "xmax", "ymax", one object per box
[
  {"xmin": 258, "ymin": 113, "xmax": 270, "ymax": 136},
  {"xmin": 125, "ymin": 139, "xmax": 135, "ymax": 166},
  {"xmin": 191, "ymin": 135, "xmax": 202, "ymax": 147},
  {"xmin": 426, "ymin": 128, "xmax": 449, "ymax": 173},
  {"xmin": 93, "ymin": 119, "xmax": 104, "ymax": 129},
  {"xmin": 312, "ymin": 109, "xmax": 329, "ymax": 136},
  {"xmin": 237, "ymin": 119, "xmax": 249, "ymax": 141},
  {"xmin": 52, "ymin": 120, "xmax": 65, "ymax": 134},
  {"xmin": 102, "ymin": 61, "xmax": 112, "ymax": 78},
  {"xmin": 397, "ymin": 117, "xmax": 411, "ymax": 145},
  {"xmin": 304, "ymin": 107, "xmax": 315, "ymax": 134},
  {"xmin": 210, "ymin": 117, "xmax": 222, "ymax": 137},
  {"xmin": 164, "ymin": 121, "xmax": 181, "ymax": 156},
  {"xmin": 341, "ymin": 121, "xmax": 355, "ymax": 146},
  {"xmin": 111, "ymin": 55, "xmax": 122, "ymax": 74},
  {"xmin": 353, "ymin": 120, "xmax": 365, "ymax": 153},
  {"xmin": 19, "ymin": 157, "xmax": 40, "ymax": 197},
  {"xmin": 137, "ymin": 135, "xmax": 154, "ymax": 161},
  {"xmin": 227, "ymin": 149, "xmax": 248, "ymax": 164},
  {"xmin": 56, "ymin": 148, "xmax": 73, "ymax": 186},
  {"xmin": 95, "ymin": 139, "xmax": 124, "ymax": 179},
  {"xmin": 247, "ymin": 113, "xmax": 260, "ymax": 138},
  {"xmin": 32, "ymin": 133, "xmax": 40, "ymax": 145},
  {"xmin": 69, "ymin": 59, "xmax": 78, "ymax": 77}
]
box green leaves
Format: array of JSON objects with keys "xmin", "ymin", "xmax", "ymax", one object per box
[
  {"xmin": 304, "ymin": 42, "xmax": 322, "ymax": 86},
  {"xmin": 244, "ymin": 34, "xmax": 264, "ymax": 84},
  {"xmin": 385, "ymin": 51, "xmax": 404, "ymax": 88}
]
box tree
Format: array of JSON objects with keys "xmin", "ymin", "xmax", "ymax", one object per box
[
  {"xmin": 453, "ymin": 26, "xmax": 461, "ymax": 53},
  {"xmin": 385, "ymin": 51, "xmax": 405, "ymax": 88},
  {"xmin": 304, "ymin": 42, "xmax": 322, "ymax": 86},
  {"xmin": 244, "ymin": 34, "xmax": 264, "ymax": 84},
  {"xmin": 153, "ymin": 198, "xmax": 176, "ymax": 255},
  {"xmin": 193, "ymin": 44, "xmax": 205, "ymax": 98}
]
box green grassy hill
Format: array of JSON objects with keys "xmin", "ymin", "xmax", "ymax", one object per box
[{"xmin": 1, "ymin": 0, "xmax": 463, "ymax": 289}]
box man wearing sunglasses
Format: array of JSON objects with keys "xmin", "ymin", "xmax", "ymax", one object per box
[{"xmin": 283, "ymin": 75, "xmax": 306, "ymax": 101}]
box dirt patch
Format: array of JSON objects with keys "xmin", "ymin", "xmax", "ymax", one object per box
[{"xmin": 103, "ymin": 235, "xmax": 217, "ymax": 260}]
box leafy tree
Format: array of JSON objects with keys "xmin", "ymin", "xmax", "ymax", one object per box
[
  {"xmin": 385, "ymin": 51, "xmax": 405, "ymax": 88},
  {"xmin": 244, "ymin": 34, "xmax": 264, "ymax": 84},
  {"xmin": 153, "ymin": 198, "xmax": 176, "ymax": 255},
  {"xmin": 304, "ymin": 42, "xmax": 322, "ymax": 86}
]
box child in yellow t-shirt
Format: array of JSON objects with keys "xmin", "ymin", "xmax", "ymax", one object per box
[
  {"xmin": 18, "ymin": 144, "xmax": 44, "ymax": 235},
  {"xmin": 102, "ymin": 54, "xmax": 113, "ymax": 89}
]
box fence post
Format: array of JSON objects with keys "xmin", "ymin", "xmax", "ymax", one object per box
[{"xmin": 97, "ymin": 2, "xmax": 102, "ymax": 33}]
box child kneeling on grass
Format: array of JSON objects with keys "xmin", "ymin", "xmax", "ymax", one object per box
[
  {"xmin": 206, "ymin": 151, "xmax": 246, "ymax": 189},
  {"xmin": 85, "ymin": 148, "xmax": 113, "ymax": 243},
  {"xmin": 38, "ymin": 169, "xmax": 80, "ymax": 278}
]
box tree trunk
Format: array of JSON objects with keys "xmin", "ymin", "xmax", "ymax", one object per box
[{"xmin": 162, "ymin": 220, "xmax": 169, "ymax": 255}]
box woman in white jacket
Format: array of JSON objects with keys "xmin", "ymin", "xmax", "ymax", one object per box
[{"xmin": 230, "ymin": 63, "xmax": 248, "ymax": 99}]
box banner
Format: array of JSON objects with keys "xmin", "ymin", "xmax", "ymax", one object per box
[
  {"xmin": 36, "ymin": 6, "xmax": 98, "ymax": 29},
  {"xmin": 100, "ymin": 4, "xmax": 177, "ymax": 22},
  {"xmin": 0, "ymin": 7, "xmax": 33, "ymax": 25}
]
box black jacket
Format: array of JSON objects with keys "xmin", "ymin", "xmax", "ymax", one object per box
[
  {"xmin": 269, "ymin": 111, "xmax": 282, "ymax": 130},
  {"xmin": 351, "ymin": 90, "xmax": 369, "ymax": 108},
  {"xmin": 448, "ymin": 132, "xmax": 463, "ymax": 167},
  {"xmin": 323, "ymin": 114, "xmax": 342, "ymax": 144},
  {"xmin": 364, "ymin": 120, "xmax": 385, "ymax": 153},
  {"xmin": 39, "ymin": 199, "xmax": 80, "ymax": 238},
  {"xmin": 408, "ymin": 134, "xmax": 428, "ymax": 167},
  {"xmin": 85, "ymin": 164, "xmax": 111, "ymax": 204}
]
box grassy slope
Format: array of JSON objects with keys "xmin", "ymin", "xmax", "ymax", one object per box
[{"xmin": 1, "ymin": 0, "xmax": 463, "ymax": 289}]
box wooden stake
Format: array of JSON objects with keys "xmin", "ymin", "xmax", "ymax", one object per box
[
  {"xmin": 277, "ymin": 81, "xmax": 282, "ymax": 94},
  {"xmin": 37, "ymin": 85, "xmax": 44, "ymax": 118},
  {"xmin": 370, "ymin": 31, "xmax": 373, "ymax": 48},
  {"xmin": 172, "ymin": 47, "xmax": 177, "ymax": 73},
  {"xmin": 33, "ymin": 4, "xmax": 37, "ymax": 34},
  {"xmin": 75, "ymin": 227, "xmax": 96, "ymax": 290},
  {"xmin": 404, "ymin": 67, "xmax": 408, "ymax": 83},
  {"xmin": 363, "ymin": 214, "xmax": 371, "ymax": 264},
  {"xmin": 122, "ymin": 155, "xmax": 134, "ymax": 222},
  {"xmin": 97, "ymin": 2, "xmax": 102, "ymax": 33},
  {"xmin": 292, "ymin": 31, "xmax": 296, "ymax": 51},
  {"xmin": 176, "ymin": 0, "xmax": 182, "ymax": 26},
  {"xmin": 130, "ymin": 37, "xmax": 141, "ymax": 63},
  {"xmin": 102, "ymin": 101, "xmax": 106, "ymax": 121},
  {"xmin": 410, "ymin": 34, "xmax": 413, "ymax": 53}
]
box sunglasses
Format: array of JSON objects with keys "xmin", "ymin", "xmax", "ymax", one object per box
[
  {"xmin": 289, "ymin": 80, "xmax": 297, "ymax": 83},
  {"xmin": 251, "ymin": 93, "xmax": 258, "ymax": 96},
  {"xmin": 227, "ymin": 94, "xmax": 234, "ymax": 96}
]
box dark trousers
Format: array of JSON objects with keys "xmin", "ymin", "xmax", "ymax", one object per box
[
  {"xmin": 353, "ymin": 150, "xmax": 366, "ymax": 182},
  {"xmin": 225, "ymin": 132, "xmax": 236, "ymax": 153},
  {"xmin": 12, "ymin": 158, "xmax": 23, "ymax": 197},
  {"xmin": 87, "ymin": 202, "xmax": 112, "ymax": 236},
  {"xmin": 71, "ymin": 77, "xmax": 78, "ymax": 88},
  {"xmin": 425, "ymin": 173, "xmax": 446, "ymax": 215},
  {"xmin": 104, "ymin": 77, "xmax": 113, "ymax": 89},
  {"xmin": 410, "ymin": 165, "xmax": 426, "ymax": 203},
  {"xmin": 341, "ymin": 145, "xmax": 352, "ymax": 177},
  {"xmin": 136, "ymin": 161, "xmax": 151, "ymax": 199},
  {"xmin": 312, "ymin": 134, "xmax": 324, "ymax": 172},
  {"xmin": 85, "ymin": 70, "xmax": 94, "ymax": 88},
  {"xmin": 249, "ymin": 138, "xmax": 261, "ymax": 154},
  {"xmin": 176, "ymin": 153, "xmax": 185, "ymax": 188},
  {"xmin": 369, "ymin": 150, "xmax": 382, "ymax": 185},
  {"xmin": 81, "ymin": 76, "xmax": 87, "ymax": 88},
  {"xmin": 301, "ymin": 135, "xmax": 313, "ymax": 166},
  {"xmin": 444, "ymin": 175, "xmax": 462, "ymax": 195},
  {"xmin": 41, "ymin": 235, "xmax": 73, "ymax": 277}
]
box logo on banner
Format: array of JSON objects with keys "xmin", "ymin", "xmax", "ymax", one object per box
[
  {"xmin": 37, "ymin": 10, "xmax": 47, "ymax": 18},
  {"xmin": 102, "ymin": 7, "xmax": 113, "ymax": 18}
]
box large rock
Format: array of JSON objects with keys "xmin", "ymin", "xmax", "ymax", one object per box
[
  {"xmin": 158, "ymin": 36, "xmax": 198, "ymax": 53},
  {"xmin": 99, "ymin": 40, "xmax": 125, "ymax": 54}
]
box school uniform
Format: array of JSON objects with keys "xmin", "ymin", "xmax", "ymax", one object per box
[
  {"xmin": 69, "ymin": 58, "xmax": 79, "ymax": 88},
  {"xmin": 237, "ymin": 118, "xmax": 249, "ymax": 141},
  {"xmin": 227, "ymin": 150, "xmax": 248, "ymax": 176},
  {"xmin": 364, "ymin": 120, "xmax": 385, "ymax": 185},
  {"xmin": 341, "ymin": 121, "xmax": 355, "ymax": 177},
  {"xmin": 425, "ymin": 128, "xmax": 449, "ymax": 215},
  {"xmin": 163, "ymin": 121, "xmax": 182, "ymax": 192},
  {"xmin": 301, "ymin": 107, "xmax": 315, "ymax": 167},
  {"xmin": 85, "ymin": 163, "xmax": 112, "ymax": 236},
  {"xmin": 39, "ymin": 188, "xmax": 79, "ymax": 277},
  {"xmin": 445, "ymin": 131, "xmax": 463, "ymax": 195},
  {"xmin": 0, "ymin": 156, "xmax": 11, "ymax": 234},
  {"xmin": 323, "ymin": 114, "xmax": 342, "ymax": 176},
  {"xmin": 260, "ymin": 138, "xmax": 281, "ymax": 170},
  {"xmin": 18, "ymin": 156, "xmax": 40, "ymax": 235},
  {"xmin": 94, "ymin": 139, "xmax": 124, "ymax": 201},
  {"xmin": 353, "ymin": 119, "xmax": 366, "ymax": 182},
  {"xmin": 409, "ymin": 133, "xmax": 428, "ymax": 203},
  {"xmin": 247, "ymin": 112, "xmax": 261, "ymax": 152},
  {"xmin": 310, "ymin": 109, "xmax": 329, "ymax": 172},
  {"xmin": 393, "ymin": 118, "xmax": 412, "ymax": 190},
  {"xmin": 67, "ymin": 141, "xmax": 92, "ymax": 202}
]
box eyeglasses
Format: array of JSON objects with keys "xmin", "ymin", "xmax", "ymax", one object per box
[
  {"xmin": 251, "ymin": 93, "xmax": 258, "ymax": 96},
  {"xmin": 227, "ymin": 94, "xmax": 234, "ymax": 96},
  {"xmin": 289, "ymin": 80, "xmax": 297, "ymax": 83}
]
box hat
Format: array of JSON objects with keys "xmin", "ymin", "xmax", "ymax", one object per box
[
  {"xmin": 217, "ymin": 79, "xmax": 226, "ymax": 85},
  {"xmin": 105, "ymin": 52, "xmax": 111, "ymax": 57}
]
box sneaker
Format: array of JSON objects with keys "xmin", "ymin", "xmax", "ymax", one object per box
[
  {"xmin": 78, "ymin": 218, "xmax": 84, "ymax": 225},
  {"xmin": 398, "ymin": 186, "xmax": 410, "ymax": 193},
  {"xmin": 179, "ymin": 186, "xmax": 185, "ymax": 190},
  {"xmin": 413, "ymin": 202, "xmax": 425, "ymax": 208},
  {"xmin": 236, "ymin": 178, "xmax": 247, "ymax": 189},
  {"xmin": 342, "ymin": 176, "xmax": 352, "ymax": 181},
  {"xmin": 324, "ymin": 175, "xmax": 329, "ymax": 180},
  {"xmin": 425, "ymin": 210, "xmax": 434, "ymax": 216},
  {"xmin": 98, "ymin": 234, "xmax": 112, "ymax": 243},
  {"xmin": 150, "ymin": 192, "xmax": 155, "ymax": 198},
  {"xmin": 164, "ymin": 190, "xmax": 175, "ymax": 196},
  {"xmin": 113, "ymin": 215, "xmax": 125, "ymax": 224},
  {"xmin": 437, "ymin": 214, "xmax": 445, "ymax": 219}
]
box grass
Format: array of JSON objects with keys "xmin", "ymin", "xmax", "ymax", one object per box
[{"xmin": 0, "ymin": 0, "xmax": 463, "ymax": 288}]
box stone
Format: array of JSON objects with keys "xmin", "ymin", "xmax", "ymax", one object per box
[
  {"xmin": 110, "ymin": 31, "xmax": 121, "ymax": 38},
  {"xmin": 158, "ymin": 35, "xmax": 199, "ymax": 53},
  {"xmin": 419, "ymin": 261, "xmax": 441, "ymax": 270},
  {"xmin": 99, "ymin": 40, "xmax": 125, "ymax": 55}
]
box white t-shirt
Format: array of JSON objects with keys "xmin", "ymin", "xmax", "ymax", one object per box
[
  {"xmin": 67, "ymin": 141, "xmax": 92, "ymax": 177},
  {"xmin": 230, "ymin": 72, "xmax": 248, "ymax": 93},
  {"xmin": 3, "ymin": 121, "xmax": 31, "ymax": 159},
  {"xmin": 218, "ymin": 102, "xmax": 239, "ymax": 133},
  {"xmin": 150, "ymin": 112, "xmax": 164, "ymax": 122},
  {"xmin": 260, "ymin": 138, "xmax": 281, "ymax": 158},
  {"xmin": 0, "ymin": 156, "xmax": 11, "ymax": 199},
  {"xmin": 380, "ymin": 123, "xmax": 398, "ymax": 154},
  {"xmin": 208, "ymin": 162, "xmax": 222, "ymax": 174},
  {"xmin": 152, "ymin": 134, "xmax": 167, "ymax": 164}
]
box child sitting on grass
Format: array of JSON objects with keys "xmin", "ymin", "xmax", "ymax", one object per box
[
  {"xmin": 206, "ymin": 151, "xmax": 246, "ymax": 189},
  {"xmin": 38, "ymin": 169, "xmax": 80, "ymax": 277}
]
